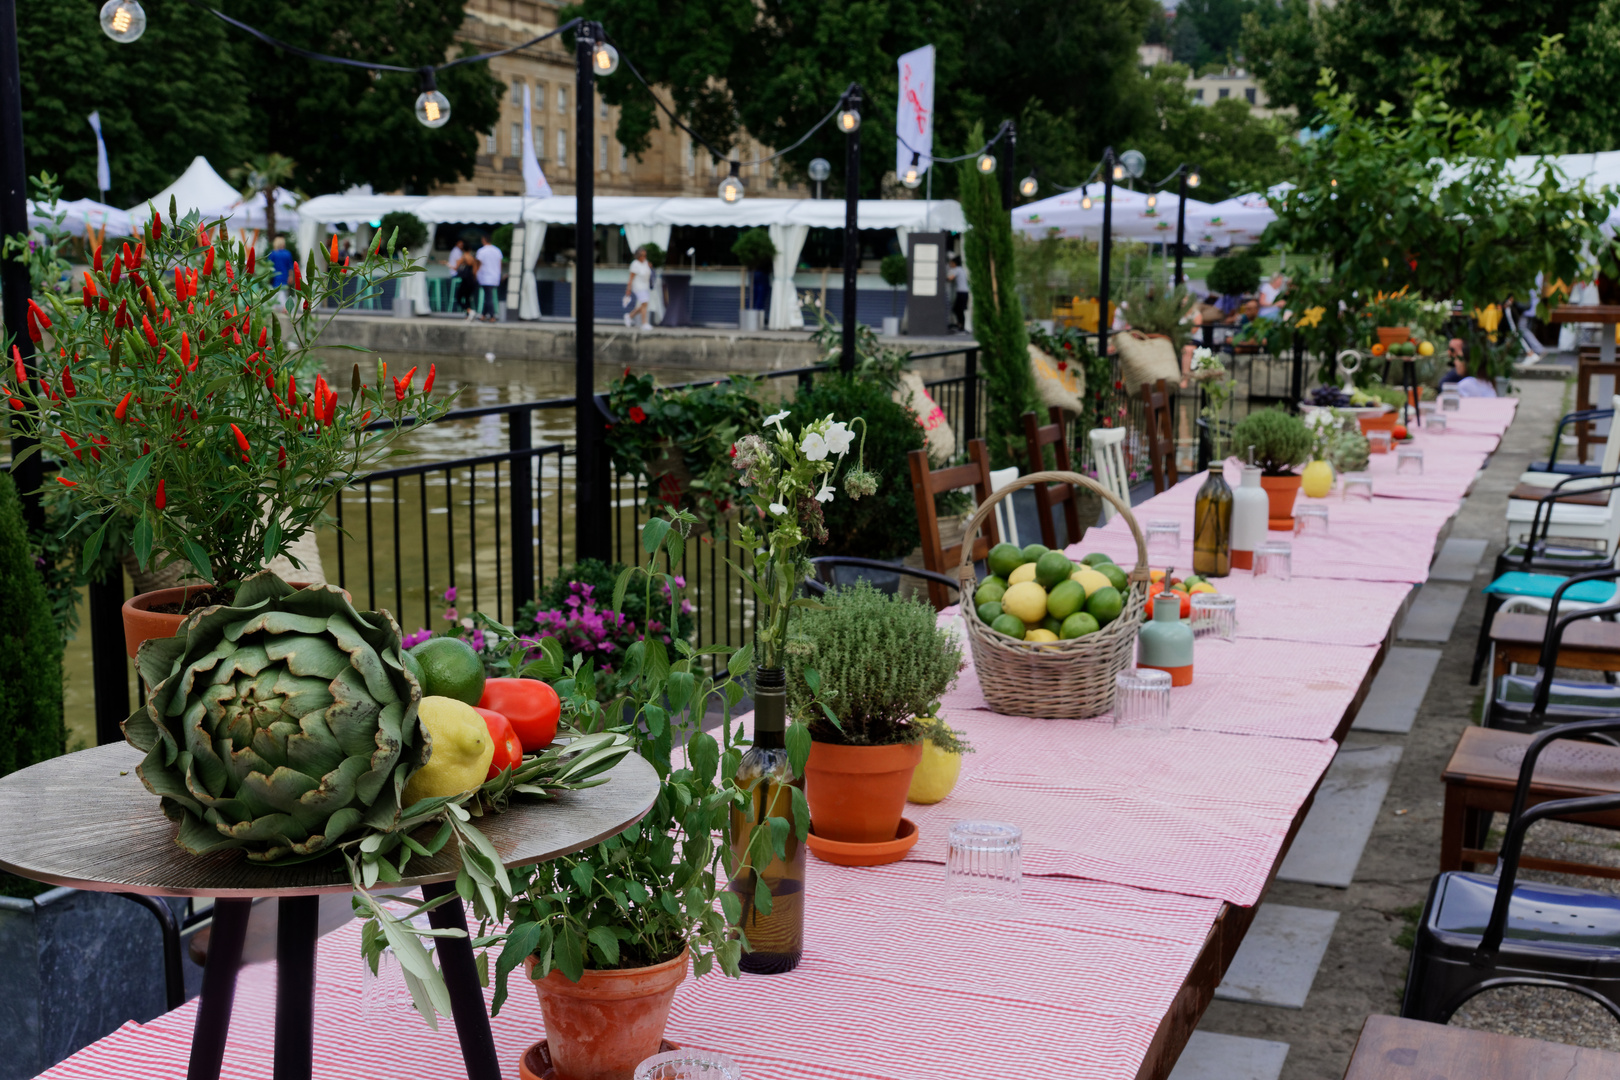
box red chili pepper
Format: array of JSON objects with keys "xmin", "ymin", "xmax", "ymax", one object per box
[
  {"xmin": 109, "ymin": 252, "xmax": 122, "ymax": 285},
  {"xmin": 360, "ymin": 409, "xmax": 372, "ymax": 425},
  {"xmin": 26, "ymin": 307, "xmax": 40, "ymax": 343},
  {"xmin": 12, "ymin": 345, "xmax": 25, "ymax": 385},
  {"xmin": 155, "ymin": 479, "xmax": 166, "ymax": 510},
  {"xmin": 121, "ymin": 241, "xmax": 134, "ymax": 268},
  {"xmin": 288, "ymin": 375, "xmax": 296, "ymax": 401},
  {"xmin": 28, "ymin": 299, "xmax": 51, "ymax": 330},
  {"xmin": 151, "ymin": 211, "xmax": 163, "ymax": 240},
  {"xmin": 56, "ymin": 477, "xmax": 76, "ymax": 487},
  {"xmin": 329, "ymin": 234, "xmax": 340, "ymax": 262},
  {"xmin": 392, "ymin": 376, "xmax": 404, "ymax": 401},
  {"xmin": 224, "ymin": 259, "xmax": 234, "ymax": 284},
  {"xmin": 246, "ymin": 246, "xmax": 255, "ymax": 274},
  {"xmin": 323, "ymin": 387, "xmax": 336, "ymax": 427},
  {"xmin": 206, "ymin": 289, "xmax": 214, "ymax": 306},
  {"xmin": 174, "ymin": 267, "xmax": 185, "ymax": 298},
  {"xmin": 290, "ymin": 260, "xmax": 301, "ymax": 291},
  {"xmin": 82, "ymin": 272, "xmax": 97, "ymax": 301},
  {"xmin": 203, "ymin": 247, "xmax": 214, "ymax": 276},
  {"xmin": 93, "ymin": 246, "xmax": 104, "ymax": 272},
  {"xmin": 6, "ymin": 397, "xmax": 20, "ymax": 411},
  {"xmin": 61, "ymin": 433, "xmax": 81, "ymax": 460},
  {"xmin": 230, "ymin": 422, "xmax": 250, "ymax": 461},
  {"xmin": 141, "ymin": 314, "xmax": 159, "ymax": 348},
  {"xmin": 61, "ymin": 367, "xmax": 75, "ymax": 398},
  {"xmin": 180, "ymin": 332, "xmax": 192, "ymax": 369},
  {"xmin": 422, "ymin": 364, "xmax": 436, "ymax": 394},
  {"xmin": 134, "ymin": 242, "xmax": 144, "ymax": 267},
  {"xmin": 277, "ymin": 445, "xmax": 287, "ymax": 469},
  {"xmin": 114, "ymin": 391, "xmax": 132, "ymax": 421}
]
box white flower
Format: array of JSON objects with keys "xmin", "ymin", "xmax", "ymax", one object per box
[
  {"xmin": 764, "ymin": 409, "xmax": 790, "ymax": 430},
  {"xmin": 814, "ymin": 482, "xmax": 835, "ymax": 503},
  {"xmin": 801, "ymin": 431, "xmax": 828, "ymax": 461},
  {"xmin": 824, "ymin": 421, "xmax": 853, "ymax": 456},
  {"xmin": 1190, "ymin": 346, "xmax": 1217, "ymax": 370},
  {"xmin": 769, "ymin": 501, "xmax": 788, "ymax": 515}
]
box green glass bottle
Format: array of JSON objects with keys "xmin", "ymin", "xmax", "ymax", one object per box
[
  {"xmin": 1193, "ymin": 466, "xmax": 1232, "ymax": 578},
  {"xmin": 728, "ymin": 667, "xmax": 805, "ymax": 973}
]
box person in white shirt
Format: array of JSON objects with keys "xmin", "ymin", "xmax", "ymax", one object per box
[
  {"xmin": 947, "ymin": 256, "xmax": 969, "ymax": 331},
  {"xmin": 474, "ymin": 235, "xmax": 503, "ymax": 322},
  {"xmin": 624, "ymin": 247, "xmax": 654, "ymax": 330},
  {"xmin": 1258, "ymin": 272, "xmax": 1286, "ymax": 319}
]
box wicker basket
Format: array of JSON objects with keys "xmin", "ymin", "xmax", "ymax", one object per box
[{"xmin": 956, "ymin": 471, "xmax": 1149, "ymax": 719}]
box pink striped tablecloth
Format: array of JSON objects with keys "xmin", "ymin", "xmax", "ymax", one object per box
[{"xmin": 43, "ymin": 865, "xmax": 1224, "ymax": 1080}]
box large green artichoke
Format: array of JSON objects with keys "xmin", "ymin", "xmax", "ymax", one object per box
[{"xmin": 123, "ymin": 572, "xmax": 425, "ymax": 862}]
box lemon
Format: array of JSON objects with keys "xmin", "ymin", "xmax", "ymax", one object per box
[
  {"xmin": 1071, "ymin": 567, "xmax": 1112, "ymax": 597},
  {"xmin": 1418, "ymin": 340, "xmax": 1435, "ymax": 357},
  {"xmin": 1008, "ymin": 562, "xmax": 1039, "ymax": 586},
  {"xmin": 403, "ymin": 696, "xmax": 496, "ymax": 804},
  {"xmin": 1301, "ymin": 459, "xmax": 1334, "ymax": 499},
  {"xmin": 1025, "ymin": 628, "xmax": 1059, "ymax": 642},
  {"xmin": 1001, "ymin": 581, "xmax": 1049, "ymax": 624},
  {"xmin": 1189, "ymin": 582, "xmax": 1217, "ymax": 595},
  {"xmin": 987, "ymin": 543, "xmax": 1025, "ymax": 580}
]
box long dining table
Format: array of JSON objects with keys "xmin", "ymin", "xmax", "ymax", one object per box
[{"xmin": 34, "ymin": 397, "xmax": 1518, "ymax": 1080}]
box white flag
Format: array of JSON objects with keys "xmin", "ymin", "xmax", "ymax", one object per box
[
  {"xmin": 87, "ymin": 111, "xmax": 111, "ymax": 195},
  {"xmin": 521, "ymin": 85, "xmax": 551, "ymax": 198},
  {"xmin": 896, "ymin": 45, "xmax": 935, "ymax": 180}
]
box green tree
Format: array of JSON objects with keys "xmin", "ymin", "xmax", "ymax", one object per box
[
  {"xmin": 229, "ymin": 153, "xmax": 298, "ymax": 239},
  {"xmin": 1172, "ymin": 0, "xmax": 1268, "ymax": 68},
  {"xmin": 219, "ymin": 0, "xmax": 503, "ymax": 194},
  {"xmin": 958, "ymin": 126, "xmax": 1038, "ymax": 469},
  {"xmin": 1126, "ymin": 63, "xmax": 1292, "ymax": 201},
  {"xmin": 0, "ymin": 472, "xmax": 65, "ymax": 779}
]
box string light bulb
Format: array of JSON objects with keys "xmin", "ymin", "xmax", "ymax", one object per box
[
  {"xmin": 976, "ymin": 153, "xmax": 997, "ymax": 174},
  {"xmin": 592, "ymin": 41, "xmax": 619, "ymax": 76},
  {"xmin": 415, "ymin": 91, "xmax": 451, "ymax": 128},
  {"xmin": 718, "ymin": 162, "xmax": 746, "ymax": 204},
  {"xmin": 1186, "ymin": 169, "xmax": 1201, "ymax": 188},
  {"xmin": 1146, "ymin": 193, "xmax": 1158, "ymax": 209},
  {"xmin": 902, "ymin": 153, "xmax": 923, "ymax": 189},
  {"xmin": 837, "ymin": 107, "xmax": 862, "ymax": 134},
  {"xmin": 1019, "ymin": 175, "xmax": 1038, "ymax": 198},
  {"xmin": 1081, "ymin": 195, "xmax": 1093, "ymax": 210},
  {"xmin": 1112, "ymin": 163, "xmax": 1125, "ymax": 181},
  {"xmin": 100, "ymin": 0, "xmax": 146, "ymax": 43}
]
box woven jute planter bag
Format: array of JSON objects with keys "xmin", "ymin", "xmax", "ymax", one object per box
[{"xmin": 955, "ymin": 471, "xmax": 1150, "ymax": 719}]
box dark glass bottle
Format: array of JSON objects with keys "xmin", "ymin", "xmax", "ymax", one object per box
[
  {"xmin": 1192, "ymin": 466, "xmax": 1233, "ymax": 578},
  {"xmin": 728, "ymin": 667, "xmax": 805, "ymax": 973}
]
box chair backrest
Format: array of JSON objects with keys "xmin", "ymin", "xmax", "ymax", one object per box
[
  {"xmin": 1140, "ymin": 378, "xmax": 1179, "ymax": 494},
  {"xmin": 1600, "ymin": 395, "xmax": 1620, "ymax": 474},
  {"xmin": 988, "ymin": 466, "xmax": 1021, "ymax": 549},
  {"xmin": 1021, "ymin": 407, "xmax": 1083, "ymax": 549},
  {"xmin": 908, "ymin": 438, "xmax": 1000, "ymax": 609},
  {"xmin": 1089, "ymin": 427, "xmax": 1130, "ymax": 523}
]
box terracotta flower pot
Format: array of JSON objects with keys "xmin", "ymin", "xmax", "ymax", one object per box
[
  {"xmin": 525, "ymin": 948, "xmax": 689, "ymax": 1080},
  {"xmin": 804, "ymin": 740, "xmax": 923, "ymax": 844},
  {"xmin": 121, "ymin": 585, "xmax": 209, "ymax": 659},
  {"xmin": 1375, "ymin": 326, "xmax": 1411, "ymax": 348},
  {"xmin": 1358, "ymin": 412, "xmax": 1399, "ymax": 436},
  {"xmin": 1258, "ymin": 474, "xmax": 1303, "ymax": 532}
]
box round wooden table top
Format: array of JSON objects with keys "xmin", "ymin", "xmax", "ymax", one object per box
[{"xmin": 0, "ymin": 742, "xmax": 660, "ymax": 897}]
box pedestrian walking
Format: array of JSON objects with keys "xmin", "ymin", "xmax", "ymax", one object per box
[
  {"xmin": 269, "ymin": 235, "xmax": 295, "ymax": 309},
  {"xmin": 625, "ymin": 247, "xmax": 653, "ymax": 330},
  {"xmin": 474, "ymin": 234, "xmax": 503, "ymax": 322},
  {"xmin": 947, "ymin": 255, "xmax": 969, "ymax": 332},
  {"xmin": 447, "ymin": 240, "xmax": 476, "ymax": 318}
]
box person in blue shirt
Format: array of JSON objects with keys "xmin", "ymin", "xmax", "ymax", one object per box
[{"xmin": 268, "ymin": 236, "xmax": 295, "ymax": 307}]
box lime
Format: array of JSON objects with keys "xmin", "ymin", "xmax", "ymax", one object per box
[
  {"xmin": 976, "ymin": 601, "xmax": 1003, "ymax": 624},
  {"xmin": 1008, "ymin": 562, "xmax": 1039, "ymax": 586},
  {"xmin": 400, "ymin": 648, "xmax": 426, "ymax": 693},
  {"xmin": 1001, "ymin": 581, "xmax": 1049, "ymax": 624},
  {"xmin": 1035, "ymin": 550, "xmax": 1076, "ymax": 589},
  {"xmin": 1098, "ymin": 562, "xmax": 1129, "ymax": 593},
  {"xmin": 990, "ymin": 613, "xmax": 1028, "ymax": 640},
  {"xmin": 410, "ymin": 637, "xmax": 486, "ymax": 706},
  {"xmin": 1040, "ymin": 615, "xmax": 1063, "ymax": 634},
  {"xmin": 1081, "ymin": 552, "xmax": 1115, "ymax": 567},
  {"xmin": 1086, "ymin": 586, "xmax": 1124, "ymax": 627},
  {"xmin": 1021, "ymin": 543, "xmax": 1050, "ymax": 563},
  {"xmin": 1046, "ymin": 579, "xmax": 1085, "ymax": 620},
  {"xmin": 975, "ymin": 577, "xmax": 1008, "ymax": 607},
  {"xmin": 1060, "ymin": 612, "xmax": 1101, "ymax": 638},
  {"xmin": 987, "ymin": 542, "xmax": 1025, "ymax": 580}
]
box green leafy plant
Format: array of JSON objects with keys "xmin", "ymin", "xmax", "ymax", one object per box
[
  {"xmin": 0, "ymin": 470, "xmax": 64, "ymax": 781},
  {"xmin": 731, "ymin": 228, "xmax": 776, "ymax": 270},
  {"xmin": 1189, "ymin": 346, "xmax": 1236, "ymax": 461},
  {"xmin": 1123, "ymin": 279, "xmax": 1196, "ymax": 354},
  {"xmin": 1029, "ymin": 322, "xmax": 1112, "ymax": 438},
  {"xmin": 1207, "ymin": 250, "xmax": 1262, "ymax": 298},
  {"xmin": 640, "ymin": 242, "xmax": 666, "ymax": 268},
  {"xmin": 806, "ymin": 303, "xmax": 911, "ymax": 390},
  {"xmin": 1230, "ymin": 407, "xmax": 1312, "ymax": 476},
  {"xmin": 787, "ymin": 581, "xmax": 962, "ymax": 748},
  {"xmin": 1329, "ymin": 427, "xmax": 1371, "ymax": 473},
  {"xmin": 12, "ymin": 201, "xmax": 454, "ymax": 593},
  {"xmin": 379, "ymin": 210, "xmax": 429, "ymax": 252},
  {"xmin": 880, "ymin": 252, "xmax": 907, "ymax": 316}
]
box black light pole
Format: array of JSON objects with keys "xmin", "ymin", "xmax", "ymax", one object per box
[
  {"xmin": 1097, "ymin": 148, "xmax": 1116, "ymax": 358},
  {"xmin": 1000, "ymin": 120, "xmax": 1017, "ymax": 211},
  {"xmin": 574, "ymin": 22, "xmax": 609, "ymax": 556},
  {"xmin": 1174, "ymin": 168, "xmax": 1189, "ymax": 288},
  {"xmin": 0, "ymin": 0, "xmax": 41, "ymax": 532},
  {"xmin": 840, "ymin": 84, "xmax": 862, "ymax": 375}
]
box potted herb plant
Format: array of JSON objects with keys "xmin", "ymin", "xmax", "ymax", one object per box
[
  {"xmin": 879, "ymin": 251, "xmax": 907, "ymax": 336},
  {"xmin": 731, "ymin": 227, "xmax": 776, "ymax": 331},
  {"xmin": 10, "ymin": 202, "xmax": 452, "ymax": 655},
  {"xmin": 787, "ymin": 580, "xmax": 964, "ymax": 855},
  {"xmin": 1230, "ymin": 407, "xmax": 1313, "ymax": 530}
]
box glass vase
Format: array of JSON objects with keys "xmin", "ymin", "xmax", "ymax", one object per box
[
  {"xmin": 727, "ymin": 667, "xmax": 805, "ymax": 973},
  {"xmin": 1192, "ymin": 466, "xmax": 1232, "ymax": 578}
]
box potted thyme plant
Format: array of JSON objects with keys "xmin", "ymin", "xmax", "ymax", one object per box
[{"xmin": 1230, "ymin": 407, "xmax": 1313, "ymax": 530}]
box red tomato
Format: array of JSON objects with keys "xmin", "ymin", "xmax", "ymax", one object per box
[
  {"xmin": 479, "ymin": 677, "xmax": 560, "ymax": 751},
  {"xmin": 476, "ymin": 707, "xmax": 523, "ymax": 780},
  {"xmin": 1392, "ymin": 424, "xmax": 1409, "ymax": 440}
]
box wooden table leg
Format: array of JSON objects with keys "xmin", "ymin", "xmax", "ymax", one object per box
[
  {"xmin": 423, "ymin": 879, "xmax": 502, "ymax": 1080},
  {"xmin": 274, "ymin": 895, "xmax": 320, "ymax": 1080},
  {"xmin": 188, "ymin": 898, "xmax": 252, "ymax": 1080},
  {"xmin": 1440, "ymin": 784, "xmax": 1466, "ymax": 873}
]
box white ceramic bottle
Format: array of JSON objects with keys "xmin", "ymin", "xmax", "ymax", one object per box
[{"xmin": 1230, "ymin": 463, "xmax": 1269, "ymax": 570}]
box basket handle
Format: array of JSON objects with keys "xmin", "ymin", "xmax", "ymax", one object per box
[{"xmin": 954, "ymin": 471, "xmax": 1151, "ymax": 590}]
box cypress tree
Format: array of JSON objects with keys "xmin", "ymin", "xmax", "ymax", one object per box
[{"xmin": 0, "ymin": 472, "xmax": 65, "ymax": 778}]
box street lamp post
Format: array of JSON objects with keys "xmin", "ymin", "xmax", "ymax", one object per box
[
  {"xmin": 839, "ymin": 85, "xmax": 862, "ymax": 375},
  {"xmin": 1097, "ymin": 147, "xmax": 1116, "ymax": 358},
  {"xmin": 574, "ymin": 22, "xmax": 609, "ymax": 556},
  {"xmin": 1172, "ymin": 164, "xmax": 1200, "ymax": 287}
]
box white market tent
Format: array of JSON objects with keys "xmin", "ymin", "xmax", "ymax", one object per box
[
  {"xmin": 127, "ymin": 155, "xmax": 303, "ymax": 236},
  {"xmin": 27, "ymin": 198, "xmax": 132, "ymax": 239},
  {"xmin": 1013, "ymin": 185, "xmax": 1217, "ymax": 242},
  {"xmin": 294, "ymin": 193, "xmax": 967, "ymax": 327}
]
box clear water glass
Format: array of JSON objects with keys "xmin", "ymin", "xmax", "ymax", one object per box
[
  {"xmin": 1294, "ymin": 504, "xmax": 1329, "ymax": 537},
  {"xmin": 1114, "ymin": 667, "xmax": 1173, "ymax": 732},
  {"xmin": 361, "ymin": 947, "xmax": 413, "ymax": 1020},
  {"xmin": 1397, "ymin": 446, "xmax": 1424, "ymax": 475},
  {"xmin": 635, "ymin": 1050, "xmax": 744, "ymax": 1080},
  {"xmin": 1190, "ymin": 592, "xmax": 1237, "ymax": 642},
  {"xmin": 1367, "ymin": 429, "xmax": 1392, "ymax": 455},
  {"xmin": 1254, "ymin": 541, "xmax": 1292, "ymax": 581},
  {"xmin": 1145, "ymin": 520, "xmax": 1181, "ymax": 560},
  {"xmin": 1427, "ymin": 412, "xmax": 1448, "ymax": 434},
  {"xmin": 945, "ymin": 820, "xmax": 1023, "ymax": 911},
  {"xmin": 1342, "ymin": 472, "xmax": 1374, "ymax": 502},
  {"xmin": 1440, "ymin": 390, "xmax": 1462, "ymax": 412}
]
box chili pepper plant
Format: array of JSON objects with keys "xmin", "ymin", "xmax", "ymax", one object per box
[{"xmin": 9, "ymin": 198, "xmax": 455, "ymax": 593}]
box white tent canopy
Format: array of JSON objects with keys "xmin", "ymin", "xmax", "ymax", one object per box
[
  {"xmin": 28, "ymin": 198, "xmax": 132, "ymax": 239},
  {"xmin": 1014, "ymin": 184, "xmax": 1217, "ymax": 242},
  {"xmin": 128, "ymin": 156, "xmax": 241, "ymax": 225}
]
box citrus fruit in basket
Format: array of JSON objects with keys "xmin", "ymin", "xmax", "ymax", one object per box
[
  {"xmin": 410, "ymin": 637, "xmax": 486, "ymax": 706},
  {"xmin": 1009, "ymin": 562, "xmax": 1039, "ymax": 585},
  {"xmin": 1021, "ymin": 543, "xmax": 1050, "ymax": 563},
  {"xmin": 1040, "ymin": 615, "xmax": 1063, "ymax": 635},
  {"xmin": 1098, "ymin": 562, "xmax": 1129, "ymax": 593},
  {"xmin": 1026, "ymin": 628, "xmax": 1059, "ymax": 644},
  {"xmin": 1081, "ymin": 552, "xmax": 1114, "ymax": 566},
  {"xmin": 1189, "ymin": 582, "xmax": 1216, "ymax": 595},
  {"xmin": 975, "ymin": 577, "xmax": 1008, "ymax": 607},
  {"xmin": 1086, "ymin": 586, "xmax": 1124, "ymax": 626},
  {"xmin": 1072, "ymin": 567, "xmax": 1112, "ymax": 597},
  {"xmin": 977, "ymin": 601, "xmax": 1003, "ymax": 624},
  {"xmin": 988, "ymin": 543, "xmax": 1024, "ymax": 579},
  {"xmin": 990, "ymin": 613, "xmax": 1028, "ymax": 639},
  {"xmin": 1035, "ymin": 550, "xmax": 1076, "ymax": 588},
  {"xmin": 1001, "ymin": 581, "xmax": 1048, "ymax": 624},
  {"xmin": 1061, "ymin": 612, "xmax": 1100, "ymax": 638},
  {"xmin": 1046, "ymin": 579, "xmax": 1085, "ymax": 620}
]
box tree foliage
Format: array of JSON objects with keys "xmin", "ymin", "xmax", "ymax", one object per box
[{"xmin": 1126, "ymin": 63, "xmax": 1292, "ymax": 201}]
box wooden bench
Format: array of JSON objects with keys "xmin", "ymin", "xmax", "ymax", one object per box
[
  {"xmin": 1343, "ymin": 1014, "xmax": 1620, "ymax": 1078},
  {"xmin": 1440, "ymin": 726, "xmax": 1620, "ymax": 879},
  {"xmin": 1487, "ymin": 609, "xmax": 1620, "ymax": 682}
]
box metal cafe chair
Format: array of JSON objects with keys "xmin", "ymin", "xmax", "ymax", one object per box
[
  {"xmin": 1521, "ymin": 403, "xmax": 1618, "ymax": 482},
  {"xmin": 1483, "ymin": 566, "xmax": 1620, "ymax": 738},
  {"xmin": 804, "ymin": 557, "xmax": 962, "ymax": 612},
  {"xmin": 1401, "ymin": 718, "xmax": 1620, "ymax": 1025}
]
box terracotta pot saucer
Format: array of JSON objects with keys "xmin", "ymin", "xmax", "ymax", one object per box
[
  {"xmin": 806, "ymin": 817, "xmax": 918, "ymax": 867},
  {"xmin": 519, "ymin": 1039, "xmax": 681, "ymax": 1080}
]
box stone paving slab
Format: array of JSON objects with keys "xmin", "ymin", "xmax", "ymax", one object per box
[
  {"xmin": 1428, "ymin": 537, "xmax": 1489, "ymax": 582},
  {"xmin": 1277, "ymin": 743, "xmax": 1405, "ymax": 887},
  {"xmin": 1350, "ymin": 647, "xmax": 1443, "ymax": 734},
  {"xmin": 1215, "ymin": 904, "xmax": 1341, "ymax": 1009},
  {"xmin": 1398, "ymin": 583, "xmax": 1470, "ymax": 642},
  {"xmin": 1168, "ymin": 1031, "xmax": 1291, "ymax": 1080}
]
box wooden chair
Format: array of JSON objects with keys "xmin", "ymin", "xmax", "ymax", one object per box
[
  {"xmin": 1021, "ymin": 407, "xmax": 1083, "ymax": 550},
  {"xmin": 908, "ymin": 438, "xmax": 999, "ymax": 610},
  {"xmin": 1089, "ymin": 427, "xmax": 1130, "ymax": 524},
  {"xmin": 1140, "ymin": 378, "xmax": 1178, "ymax": 495}
]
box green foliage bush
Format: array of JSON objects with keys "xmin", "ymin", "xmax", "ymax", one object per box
[
  {"xmin": 731, "ymin": 228, "xmax": 776, "ymax": 269},
  {"xmin": 640, "ymin": 242, "xmax": 666, "ymax": 268},
  {"xmin": 0, "ymin": 472, "xmax": 64, "ymax": 779},
  {"xmin": 786, "ymin": 581, "xmax": 960, "ymax": 746},
  {"xmin": 1208, "ymin": 250, "xmax": 1263, "ymax": 297},
  {"xmin": 879, "ymin": 252, "xmax": 908, "ymax": 289},
  {"xmin": 1231, "ymin": 407, "xmax": 1312, "ymax": 475},
  {"xmin": 379, "ymin": 210, "xmax": 428, "ymax": 252}
]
